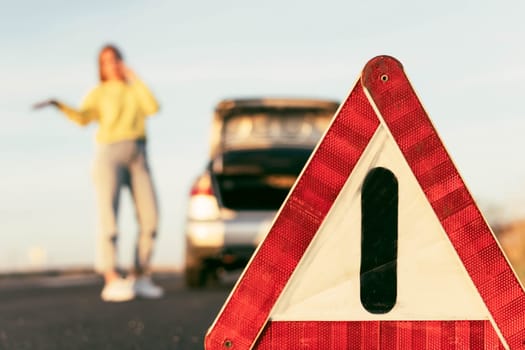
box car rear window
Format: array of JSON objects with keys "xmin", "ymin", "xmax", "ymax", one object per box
[{"xmin": 222, "ymin": 110, "xmax": 332, "ymax": 150}]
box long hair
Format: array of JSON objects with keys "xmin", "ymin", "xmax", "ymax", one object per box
[{"xmin": 98, "ymin": 44, "xmax": 124, "ymax": 82}]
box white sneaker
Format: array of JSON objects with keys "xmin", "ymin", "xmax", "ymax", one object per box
[
  {"xmin": 132, "ymin": 276, "xmax": 164, "ymax": 299},
  {"xmin": 101, "ymin": 278, "xmax": 135, "ymax": 302}
]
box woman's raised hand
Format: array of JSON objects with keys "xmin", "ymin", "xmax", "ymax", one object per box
[
  {"xmin": 33, "ymin": 99, "xmax": 59, "ymax": 110},
  {"xmin": 121, "ymin": 64, "xmax": 137, "ymax": 82}
]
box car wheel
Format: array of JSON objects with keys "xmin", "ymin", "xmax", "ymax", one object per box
[
  {"xmin": 185, "ymin": 265, "xmax": 207, "ymax": 288},
  {"xmin": 185, "ymin": 263, "xmax": 221, "ymax": 289}
]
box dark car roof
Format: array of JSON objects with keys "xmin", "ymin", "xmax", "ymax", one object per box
[{"xmin": 214, "ymin": 98, "xmax": 340, "ymax": 119}]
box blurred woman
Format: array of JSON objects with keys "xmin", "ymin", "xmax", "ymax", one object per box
[{"xmin": 38, "ymin": 45, "xmax": 163, "ymax": 302}]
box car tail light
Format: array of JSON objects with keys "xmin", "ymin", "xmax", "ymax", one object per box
[
  {"xmin": 190, "ymin": 175, "xmax": 214, "ymax": 196},
  {"xmin": 188, "ymin": 174, "xmax": 220, "ymax": 221}
]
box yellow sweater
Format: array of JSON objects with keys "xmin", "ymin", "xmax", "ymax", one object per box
[{"xmin": 58, "ymin": 78, "xmax": 159, "ymax": 144}]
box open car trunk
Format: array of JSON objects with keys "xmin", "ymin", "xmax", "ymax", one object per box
[{"xmin": 211, "ymin": 148, "xmax": 313, "ymax": 210}]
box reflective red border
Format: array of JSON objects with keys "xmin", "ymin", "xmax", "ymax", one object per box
[{"xmin": 255, "ymin": 320, "xmax": 504, "ymax": 349}]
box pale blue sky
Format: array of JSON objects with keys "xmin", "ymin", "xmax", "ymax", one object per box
[{"xmin": 2, "ymin": 1, "xmax": 525, "ymax": 271}]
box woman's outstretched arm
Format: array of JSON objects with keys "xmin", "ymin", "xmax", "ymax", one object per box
[
  {"xmin": 35, "ymin": 89, "xmax": 99, "ymax": 126},
  {"xmin": 58, "ymin": 89, "xmax": 99, "ymax": 126}
]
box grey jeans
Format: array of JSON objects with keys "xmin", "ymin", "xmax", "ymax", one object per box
[{"xmin": 93, "ymin": 140, "xmax": 158, "ymax": 274}]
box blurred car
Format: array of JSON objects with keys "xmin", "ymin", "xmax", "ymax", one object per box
[{"xmin": 184, "ymin": 98, "xmax": 339, "ymax": 287}]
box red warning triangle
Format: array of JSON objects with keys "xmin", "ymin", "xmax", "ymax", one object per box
[{"xmin": 205, "ymin": 56, "xmax": 525, "ymax": 350}]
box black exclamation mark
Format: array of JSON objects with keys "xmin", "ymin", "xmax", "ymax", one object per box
[{"xmin": 360, "ymin": 167, "xmax": 398, "ymax": 314}]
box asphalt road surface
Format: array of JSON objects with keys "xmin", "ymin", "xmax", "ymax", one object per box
[{"xmin": 0, "ymin": 273, "xmax": 233, "ymax": 350}]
